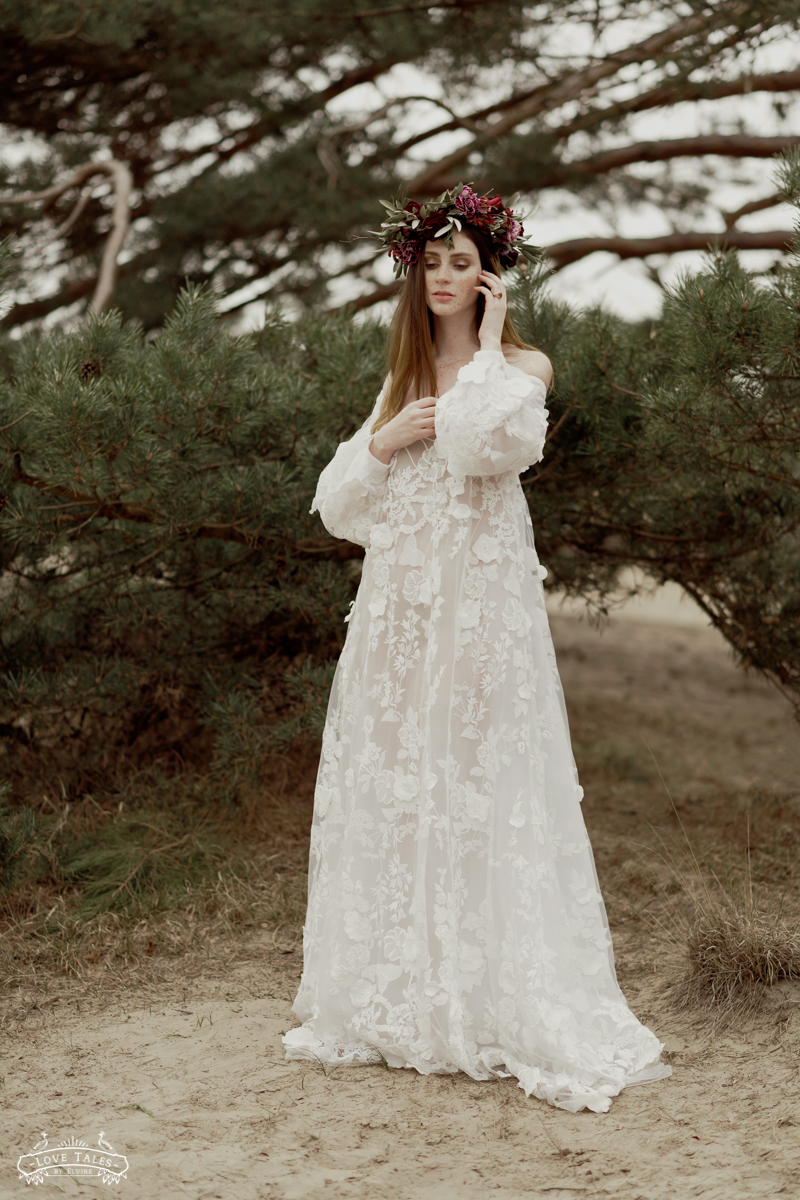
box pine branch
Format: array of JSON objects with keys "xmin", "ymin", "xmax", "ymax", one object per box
[
  {"xmin": 546, "ymin": 228, "xmax": 796, "ymax": 270},
  {"xmin": 7, "ymin": 457, "xmax": 364, "ymax": 560},
  {"xmin": 406, "ymin": 7, "xmax": 738, "ymax": 192},
  {"xmin": 335, "ymin": 280, "xmax": 403, "ymax": 312},
  {"xmin": 530, "ymin": 135, "xmax": 800, "ymax": 190},
  {"xmin": 553, "ymin": 69, "xmax": 800, "ymax": 143},
  {"xmin": 722, "ymin": 192, "xmax": 786, "ymax": 230}
]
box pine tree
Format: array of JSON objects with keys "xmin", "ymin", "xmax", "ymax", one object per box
[
  {"xmin": 517, "ymin": 153, "xmax": 800, "ymax": 703},
  {"xmin": 2, "ymin": 156, "xmax": 800, "ymax": 909},
  {"xmin": 1, "ymin": 0, "xmax": 800, "ymax": 325},
  {"xmin": 0, "ymin": 274, "xmax": 385, "ymax": 806}
]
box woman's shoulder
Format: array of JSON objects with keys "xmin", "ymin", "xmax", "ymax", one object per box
[{"xmin": 501, "ymin": 344, "xmax": 553, "ymax": 387}]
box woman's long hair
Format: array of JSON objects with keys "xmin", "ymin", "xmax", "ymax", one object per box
[{"xmin": 372, "ymin": 224, "xmax": 536, "ymax": 433}]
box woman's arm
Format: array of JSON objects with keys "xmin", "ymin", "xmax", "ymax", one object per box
[
  {"xmin": 434, "ymin": 349, "xmax": 550, "ymax": 478},
  {"xmin": 311, "ymin": 394, "xmax": 391, "ymax": 547}
]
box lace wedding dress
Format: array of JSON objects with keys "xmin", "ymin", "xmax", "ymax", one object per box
[{"xmin": 283, "ymin": 349, "xmax": 671, "ymax": 1113}]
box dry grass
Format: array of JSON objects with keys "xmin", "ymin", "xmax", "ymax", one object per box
[
  {"xmin": 0, "ymin": 751, "xmax": 316, "ymax": 1027},
  {"xmin": 0, "ymin": 853, "xmax": 306, "ymax": 999},
  {"xmin": 675, "ymin": 893, "xmax": 800, "ymax": 1018},
  {"xmin": 603, "ymin": 833, "xmax": 800, "ymax": 1027},
  {"xmin": 617, "ymin": 747, "xmax": 800, "ymax": 1027}
]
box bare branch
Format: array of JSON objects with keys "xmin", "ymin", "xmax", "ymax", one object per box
[
  {"xmin": 0, "ymin": 159, "xmax": 133, "ymax": 312},
  {"xmin": 427, "ymin": 136, "xmax": 800, "ymax": 198},
  {"xmin": 554, "ymin": 70, "xmax": 800, "ymax": 143},
  {"xmin": 318, "ymin": 0, "xmax": 503, "ymax": 17},
  {"xmin": 1, "ymin": 277, "xmax": 98, "ymax": 329},
  {"xmin": 341, "ymin": 228, "xmax": 799, "ymax": 306},
  {"xmin": 546, "ymin": 228, "xmax": 796, "ymax": 271},
  {"xmin": 155, "ymin": 57, "xmax": 400, "ymax": 177},
  {"xmin": 42, "ymin": 12, "xmax": 87, "ymax": 41},
  {"xmin": 91, "ymin": 161, "xmax": 133, "ymax": 312},
  {"xmin": 406, "ymin": 8, "xmax": 730, "ymax": 191},
  {"xmin": 383, "ymin": 65, "xmax": 800, "ymax": 180},
  {"xmin": 722, "ymin": 192, "xmax": 788, "ymax": 230},
  {"xmin": 0, "ymin": 410, "xmax": 35, "ymax": 434},
  {"xmin": 533, "ymin": 135, "xmax": 800, "ymax": 189},
  {"xmin": 317, "ymin": 99, "xmax": 397, "ymax": 189},
  {"xmin": 45, "ymin": 188, "xmax": 92, "ymax": 243}
]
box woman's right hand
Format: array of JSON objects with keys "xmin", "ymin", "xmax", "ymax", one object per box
[{"xmin": 369, "ymin": 396, "xmax": 436, "ymax": 464}]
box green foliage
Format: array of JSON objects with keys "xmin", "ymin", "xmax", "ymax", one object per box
[
  {"xmin": 0, "ymin": 781, "xmax": 37, "ymax": 897},
  {"xmin": 56, "ymin": 809, "xmax": 226, "ymax": 918},
  {"xmin": 516, "ymin": 238, "xmax": 800, "ymax": 700},
  {"xmin": 0, "ymin": 285, "xmax": 384, "ymax": 815},
  {"xmin": 2, "ymin": 158, "xmax": 800, "ymax": 915}
]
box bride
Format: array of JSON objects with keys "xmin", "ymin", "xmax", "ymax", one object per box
[{"xmin": 283, "ymin": 186, "xmax": 671, "ymax": 1113}]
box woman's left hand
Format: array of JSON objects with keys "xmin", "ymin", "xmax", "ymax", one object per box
[{"xmin": 475, "ymin": 270, "xmax": 506, "ymax": 352}]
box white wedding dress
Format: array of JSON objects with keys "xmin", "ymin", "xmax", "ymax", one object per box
[{"xmin": 283, "ymin": 349, "xmax": 671, "ymax": 1112}]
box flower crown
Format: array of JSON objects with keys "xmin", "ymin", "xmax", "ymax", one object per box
[{"xmin": 374, "ymin": 183, "xmax": 538, "ymax": 277}]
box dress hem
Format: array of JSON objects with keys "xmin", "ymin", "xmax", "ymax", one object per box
[{"xmin": 282, "ymin": 1023, "xmax": 672, "ymax": 1115}]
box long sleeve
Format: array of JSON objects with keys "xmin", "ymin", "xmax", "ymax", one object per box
[
  {"xmin": 311, "ymin": 393, "xmax": 391, "ymax": 547},
  {"xmin": 435, "ymin": 349, "xmax": 548, "ymax": 478}
]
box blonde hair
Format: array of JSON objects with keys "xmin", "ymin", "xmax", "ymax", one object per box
[{"xmin": 372, "ymin": 225, "xmax": 535, "ymax": 433}]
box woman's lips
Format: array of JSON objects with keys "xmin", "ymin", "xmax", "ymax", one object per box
[{"xmin": 432, "ymin": 292, "xmax": 455, "ymax": 299}]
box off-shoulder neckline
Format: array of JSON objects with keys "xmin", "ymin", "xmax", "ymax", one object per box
[{"xmin": 392, "ymin": 348, "xmax": 545, "ymax": 414}]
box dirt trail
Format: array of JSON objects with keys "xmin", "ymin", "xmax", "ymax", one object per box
[{"xmin": 3, "ymin": 616, "xmax": 800, "ymax": 1200}]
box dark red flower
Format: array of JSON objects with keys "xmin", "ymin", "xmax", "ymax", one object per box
[
  {"xmin": 454, "ymin": 186, "xmax": 480, "ymax": 218},
  {"xmin": 421, "ymin": 211, "xmax": 447, "ymax": 232},
  {"xmin": 392, "ymin": 238, "xmax": 423, "ymax": 265}
]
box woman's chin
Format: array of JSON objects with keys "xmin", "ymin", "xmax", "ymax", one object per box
[{"xmin": 427, "ymin": 297, "xmax": 469, "ymax": 315}]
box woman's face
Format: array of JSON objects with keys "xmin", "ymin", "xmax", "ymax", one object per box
[{"xmin": 423, "ymin": 230, "xmax": 482, "ymax": 317}]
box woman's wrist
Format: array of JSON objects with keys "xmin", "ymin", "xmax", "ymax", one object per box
[
  {"xmin": 478, "ymin": 336, "xmax": 503, "ymax": 354},
  {"xmin": 369, "ymin": 429, "xmax": 395, "ymax": 464}
]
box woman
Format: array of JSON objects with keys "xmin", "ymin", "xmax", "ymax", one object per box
[{"xmin": 283, "ymin": 186, "xmax": 671, "ymax": 1113}]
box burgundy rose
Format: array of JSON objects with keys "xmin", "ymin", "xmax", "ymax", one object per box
[
  {"xmin": 421, "ymin": 211, "xmax": 448, "ymax": 234},
  {"xmin": 498, "ymin": 247, "xmax": 519, "ymax": 268},
  {"xmin": 392, "ymin": 238, "xmax": 423, "ymax": 265},
  {"xmin": 454, "ymin": 186, "xmax": 480, "ymax": 218}
]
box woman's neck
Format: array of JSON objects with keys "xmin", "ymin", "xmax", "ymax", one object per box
[{"xmin": 431, "ymin": 307, "xmax": 481, "ymax": 363}]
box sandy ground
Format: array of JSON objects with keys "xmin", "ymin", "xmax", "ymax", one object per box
[{"xmin": 3, "ymin": 611, "xmax": 800, "ymax": 1200}]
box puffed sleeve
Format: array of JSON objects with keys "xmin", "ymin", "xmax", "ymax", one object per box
[
  {"xmin": 310, "ymin": 391, "xmax": 391, "ymax": 547},
  {"xmin": 434, "ymin": 349, "xmax": 549, "ymax": 478}
]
